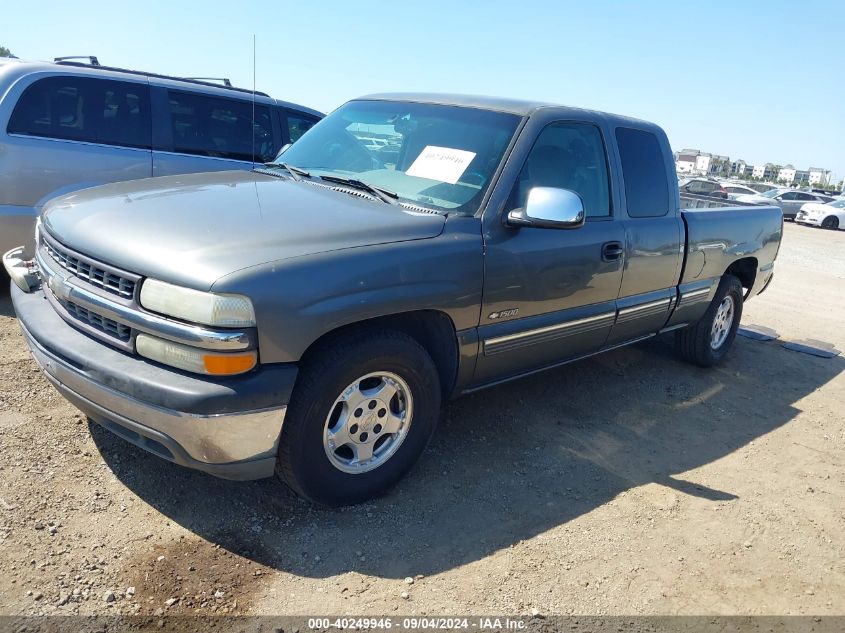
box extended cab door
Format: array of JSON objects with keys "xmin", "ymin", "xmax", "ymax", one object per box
[
  {"xmin": 604, "ymin": 126, "xmax": 683, "ymax": 345},
  {"xmin": 474, "ymin": 115, "xmax": 625, "ymax": 385}
]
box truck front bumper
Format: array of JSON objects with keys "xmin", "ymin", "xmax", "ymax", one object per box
[{"xmin": 9, "ymin": 282, "xmax": 298, "ymax": 480}]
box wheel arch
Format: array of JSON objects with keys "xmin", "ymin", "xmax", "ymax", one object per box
[
  {"xmin": 725, "ymin": 257, "xmax": 758, "ymax": 299},
  {"xmin": 299, "ymin": 309, "xmax": 460, "ymax": 400}
]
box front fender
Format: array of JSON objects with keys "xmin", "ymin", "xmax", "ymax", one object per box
[{"xmin": 211, "ymin": 216, "xmax": 484, "ymax": 363}]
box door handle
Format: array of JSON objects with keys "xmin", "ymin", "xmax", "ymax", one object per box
[{"xmin": 602, "ymin": 241, "xmax": 624, "ymax": 262}]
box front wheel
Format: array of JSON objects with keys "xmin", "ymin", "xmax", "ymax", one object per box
[
  {"xmin": 277, "ymin": 330, "xmax": 441, "ymax": 506},
  {"xmin": 675, "ymin": 275, "xmax": 743, "ymax": 368}
]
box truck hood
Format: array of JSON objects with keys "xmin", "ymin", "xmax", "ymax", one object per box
[{"xmin": 41, "ymin": 170, "xmax": 445, "ymax": 290}]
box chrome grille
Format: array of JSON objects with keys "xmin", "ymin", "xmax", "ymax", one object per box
[
  {"xmin": 62, "ymin": 299, "xmax": 132, "ymax": 342},
  {"xmin": 43, "ymin": 238, "xmax": 137, "ymax": 299}
]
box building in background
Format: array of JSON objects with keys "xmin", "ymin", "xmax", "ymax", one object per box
[
  {"xmin": 778, "ymin": 165, "xmax": 796, "ymax": 184},
  {"xmin": 752, "ymin": 163, "xmax": 778, "ymax": 181},
  {"xmin": 808, "ymin": 167, "xmax": 831, "ymax": 186}
]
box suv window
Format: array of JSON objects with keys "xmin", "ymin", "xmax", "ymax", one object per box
[
  {"xmin": 509, "ymin": 122, "xmax": 611, "ymax": 218},
  {"xmin": 167, "ymin": 91, "xmax": 276, "ymax": 162},
  {"xmin": 616, "ymin": 127, "xmax": 671, "ymax": 218},
  {"xmin": 284, "ymin": 111, "xmax": 319, "ymax": 144},
  {"xmin": 8, "ymin": 76, "xmax": 151, "ymax": 149}
]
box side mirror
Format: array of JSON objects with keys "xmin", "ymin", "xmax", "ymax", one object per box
[
  {"xmin": 507, "ymin": 187, "xmax": 585, "ymax": 230},
  {"xmin": 774, "ymin": 195, "xmax": 783, "ymax": 201}
]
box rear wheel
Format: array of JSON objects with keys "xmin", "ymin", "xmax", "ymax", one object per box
[
  {"xmin": 277, "ymin": 330, "xmax": 441, "ymax": 506},
  {"xmin": 675, "ymin": 275, "xmax": 743, "ymax": 367},
  {"xmin": 822, "ymin": 216, "xmax": 840, "ymax": 230}
]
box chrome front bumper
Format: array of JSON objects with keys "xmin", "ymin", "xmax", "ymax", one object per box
[{"xmin": 9, "ymin": 279, "xmax": 296, "ymax": 481}]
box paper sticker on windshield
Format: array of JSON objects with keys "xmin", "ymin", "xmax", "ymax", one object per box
[{"xmin": 406, "ymin": 146, "xmax": 476, "ymax": 184}]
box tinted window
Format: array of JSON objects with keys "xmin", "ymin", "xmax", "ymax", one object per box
[
  {"xmin": 780, "ymin": 192, "xmax": 798, "ymax": 200},
  {"xmin": 167, "ymin": 91, "xmax": 275, "ymax": 162},
  {"xmin": 616, "ymin": 127, "xmax": 671, "ymax": 218},
  {"xmin": 8, "ymin": 76, "xmax": 151, "ymax": 149},
  {"xmin": 796, "ymin": 192, "xmax": 815, "ymax": 201},
  {"xmin": 509, "ymin": 122, "xmax": 611, "ymax": 218},
  {"xmin": 285, "ymin": 111, "xmax": 319, "ymax": 143}
]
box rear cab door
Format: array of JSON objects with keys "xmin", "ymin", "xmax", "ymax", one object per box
[
  {"xmin": 474, "ymin": 108, "xmax": 626, "ymax": 385},
  {"xmin": 604, "ymin": 125, "xmax": 684, "ymax": 345},
  {"xmin": 150, "ymin": 83, "xmax": 282, "ymax": 176}
]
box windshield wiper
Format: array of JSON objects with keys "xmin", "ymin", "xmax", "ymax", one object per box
[
  {"xmin": 318, "ymin": 175, "xmax": 398, "ymax": 205},
  {"xmin": 261, "ymin": 162, "xmax": 311, "ymax": 181}
]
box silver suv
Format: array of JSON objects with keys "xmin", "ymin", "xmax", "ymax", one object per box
[{"xmin": 0, "ymin": 56, "xmax": 322, "ymax": 266}]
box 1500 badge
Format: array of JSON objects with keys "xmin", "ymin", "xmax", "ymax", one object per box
[{"xmin": 488, "ymin": 308, "xmax": 519, "ymax": 320}]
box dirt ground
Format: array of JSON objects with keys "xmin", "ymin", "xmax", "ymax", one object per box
[{"xmin": 0, "ymin": 221, "xmax": 843, "ymax": 618}]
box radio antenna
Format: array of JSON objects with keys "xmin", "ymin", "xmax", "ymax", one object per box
[{"xmin": 251, "ymin": 34, "xmax": 256, "ymax": 168}]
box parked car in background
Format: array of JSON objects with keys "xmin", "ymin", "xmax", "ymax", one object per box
[
  {"xmin": 733, "ymin": 188, "xmax": 832, "ymax": 220},
  {"xmin": 747, "ymin": 182, "xmax": 779, "ymax": 194},
  {"xmin": 796, "ymin": 198, "xmax": 845, "ymax": 230},
  {"xmin": 6, "ymin": 93, "xmax": 782, "ymax": 505},
  {"xmin": 721, "ymin": 183, "xmax": 760, "ymax": 200},
  {"xmin": 0, "ymin": 57, "xmax": 323, "ymax": 267},
  {"xmin": 679, "ymin": 177, "xmax": 727, "ymax": 199}
]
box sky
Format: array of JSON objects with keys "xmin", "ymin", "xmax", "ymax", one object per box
[{"xmin": 4, "ymin": 0, "xmax": 844, "ymax": 182}]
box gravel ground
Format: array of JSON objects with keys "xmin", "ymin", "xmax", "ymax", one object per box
[{"xmin": 0, "ymin": 222, "xmax": 843, "ymax": 617}]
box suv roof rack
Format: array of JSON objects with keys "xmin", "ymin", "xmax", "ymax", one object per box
[
  {"xmin": 184, "ymin": 77, "xmax": 232, "ymax": 87},
  {"xmin": 52, "ymin": 59, "xmax": 269, "ymax": 97},
  {"xmin": 54, "ymin": 56, "xmax": 100, "ymax": 66}
]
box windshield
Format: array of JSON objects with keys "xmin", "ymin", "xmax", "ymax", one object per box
[
  {"xmin": 761, "ymin": 189, "xmax": 782, "ymax": 198},
  {"xmin": 272, "ymin": 100, "xmax": 521, "ymax": 214}
]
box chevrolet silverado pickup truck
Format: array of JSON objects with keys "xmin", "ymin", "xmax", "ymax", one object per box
[{"xmin": 5, "ymin": 93, "xmax": 783, "ymax": 506}]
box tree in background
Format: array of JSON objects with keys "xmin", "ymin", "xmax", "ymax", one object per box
[{"xmin": 0, "ymin": 45, "xmax": 14, "ymax": 58}]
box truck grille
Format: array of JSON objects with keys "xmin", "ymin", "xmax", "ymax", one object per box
[
  {"xmin": 43, "ymin": 237, "xmax": 137, "ymax": 299},
  {"xmin": 63, "ymin": 299, "xmax": 132, "ymax": 342}
]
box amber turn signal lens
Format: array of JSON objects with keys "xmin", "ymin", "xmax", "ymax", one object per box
[{"xmin": 203, "ymin": 352, "xmax": 257, "ymax": 376}]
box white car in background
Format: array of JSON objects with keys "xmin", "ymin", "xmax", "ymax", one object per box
[{"xmin": 795, "ymin": 198, "xmax": 845, "ymax": 230}]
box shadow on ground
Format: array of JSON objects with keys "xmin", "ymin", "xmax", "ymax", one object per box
[
  {"xmin": 0, "ymin": 291, "xmax": 13, "ymax": 318},
  {"xmin": 91, "ymin": 334, "xmax": 843, "ymax": 579}
]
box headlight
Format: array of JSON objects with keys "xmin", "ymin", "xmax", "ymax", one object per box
[
  {"xmin": 136, "ymin": 334, "xmax": 257, "ymax": 376},
  {"xmin": 140, "ymin": 279, "xmax": 256, "ymax": 327}
]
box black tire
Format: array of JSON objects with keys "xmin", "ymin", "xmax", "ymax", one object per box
[
  {"xmin": 675, "ymin": 275, "xmax": 743, "ymax": 368},
  {"xmin": 277, "ymin": 329, "xmax": 441, "ymax": 506},
  {"xmin": 822, "ymin": 216, "xmax": 839, "ymax": 230}
]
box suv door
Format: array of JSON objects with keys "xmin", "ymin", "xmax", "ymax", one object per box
[
  {"xmin": 151, "ymin": 87, "xmax": 280, "ymax": 176},
  {"xmin": 1, "ymin": 75, "xmax": 152, "ymax": 250},
  {"xmin": 605, "ymin": 126, "xmax": 683, "ymax": 345},
  {"xmin": 475, "ymin": 119, "xmax": 624, "ymax": 384}
]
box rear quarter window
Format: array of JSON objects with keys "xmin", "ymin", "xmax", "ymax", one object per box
[{"xmin": 615, "ymin": 127, "xmax": 671, "ymax": 218}]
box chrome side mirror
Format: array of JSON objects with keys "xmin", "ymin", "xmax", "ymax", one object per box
[{"xmin": 507, "ymin": 187, "xmax": 586, "ymax": 230}]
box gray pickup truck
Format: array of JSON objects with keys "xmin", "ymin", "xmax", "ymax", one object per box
[{"xmin": 5, "ymin": 93, "xmax": 783, "ymax": 506}]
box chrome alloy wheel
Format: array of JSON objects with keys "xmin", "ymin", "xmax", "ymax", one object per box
[
  {"xmin": 710, "ymin": 295, "xmax": 735, "ymax": 350},
  {"xmin": 323, "ymin": 372, "xmax": 413, "ymax": 474}
]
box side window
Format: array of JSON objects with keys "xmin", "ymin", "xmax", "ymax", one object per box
[
  {"xmin": 796, "ymin": 193, "xmax": 815, "ymax": 201},
  {"xmin": 285, "ymin": 111, "xmax": 319, "ymax": 144},
  {"xmin": 509, "ymin": 122, "xmax": 611, "ymax": 218},
  {"xmin": 615, "ymin": 127, "xmax": 671, "ymax": 218},
  {"xmin": 8, "ymin": 76, "xmax": 151, "ymax": 149},
  {"xmin": 780, "ymin": 192, "xmax": 798, "ymax": 200},
  {"xmin": 167, "ymin": 91, "xmax": 275, "ymax": 162}
]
